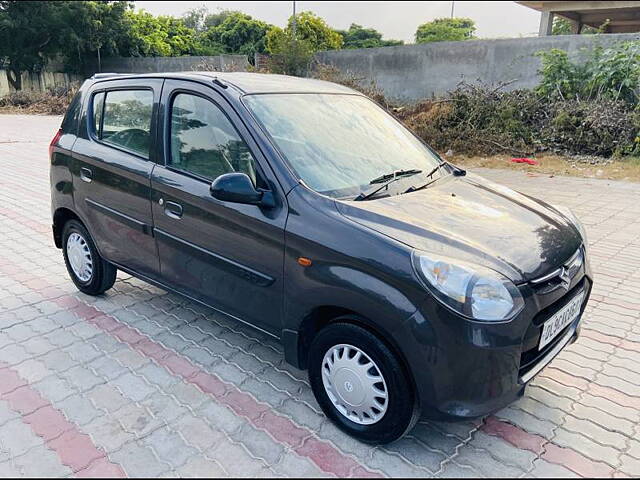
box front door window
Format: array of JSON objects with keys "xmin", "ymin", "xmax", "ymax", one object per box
[{"xmin": 170, "ymin": 93, "xmax": 259, "ymax": 185}]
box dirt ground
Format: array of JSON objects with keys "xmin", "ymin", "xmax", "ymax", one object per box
[{"xmin": 450, "ymin": 154, "xmax": 640, "ymax": 182}]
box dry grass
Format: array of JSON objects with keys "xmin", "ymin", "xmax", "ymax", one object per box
[
  {"xmin": 0, "ymin": 88, "xmax": 77, "ymax": 116},
  {"xmin": 450, "ymin": 154, "xmax": 640, "ymax": 182}
]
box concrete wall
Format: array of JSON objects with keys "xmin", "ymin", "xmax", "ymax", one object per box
[
  {"xmin": 99, "ymin": 55, "xmax": 250, "ymax": 73},
  {"xmin": 0, "ymin": 54, "xmax": 250, "ymax": 98},
  {"xmin": 315, "ymin": 33, "xmax": 640, "ymax": 103},
  {"xmin": 0, "ymin": 69, "xmax": 83, "ymax": 97}
]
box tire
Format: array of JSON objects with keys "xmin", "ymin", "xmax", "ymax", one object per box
[
  {"xmin": 308, "ymin": 322, "xmax": 418, "ymax": 444},
  {"xmin": 62, "ymin": 219, "xmax": 116, "ymax": 295}
]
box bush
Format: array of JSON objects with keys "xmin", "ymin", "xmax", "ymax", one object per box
[
  {"xmin": 396, "ymin": 83, "xmax": 546, "ymax": 155},
  {"xmin": 536, "ymin": 41, "xmax": 640, "ymax": 104},
  {"xmin": 540, "ymin": 99, "xmax": 639, "ymax": 157},
  {"xmin": 312, "ymin": 64, "xmax": 640, "ymax": 158},
  {"xmin": 0, "ymin": 86, "xmax": 77, "ymax": 115}
]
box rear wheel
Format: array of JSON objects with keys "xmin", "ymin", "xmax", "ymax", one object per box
[
  {"xmin": 308, "ymin": 322, "xmax": 418, "ymax": 444},
  {"xmin": 62, "ymin": 220, "xmax": 116, "ymax": 295}
]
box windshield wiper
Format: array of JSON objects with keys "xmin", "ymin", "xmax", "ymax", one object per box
[
  {"xmin": 369, "ymin": 168, "xmax": 423, "ymax": 185},
  {"xmin": 403, "ymin": 161, "xmax": 465, "ymax": 194},
  {"xmin": 354, "ymin": 169, "xmax": 423, "ymax": 201}
]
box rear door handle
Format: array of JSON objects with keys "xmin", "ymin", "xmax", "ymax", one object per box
[
  {"xmin": 80, "ymin": 167, "xmax": 92, "ymax": 183},
  {"xmin": 163, "ymin": 200, "xmax": 183, "ymax": 219}
]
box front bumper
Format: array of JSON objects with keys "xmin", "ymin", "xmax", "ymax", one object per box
[{"xmin": 399, "ymin": 264, "xmax": 592, "ymax": 420}]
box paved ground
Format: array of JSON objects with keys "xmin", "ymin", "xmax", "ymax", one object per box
[{"xmin": 0, "ymin": 114, "xmax": 639, "ymax": 478}]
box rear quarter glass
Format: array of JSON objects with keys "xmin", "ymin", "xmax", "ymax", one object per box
[{"xmin": 60, "ymin": 90, "xmax": 82, "ymax": 135}]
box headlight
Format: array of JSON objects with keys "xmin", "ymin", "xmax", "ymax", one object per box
[
  {"xmin": 555, "ymin": 205, "xmax": 587, "ymax": 247},
  {"xmin": 412, "ymin": 252, "xmax": 524, "ymax": 322}
]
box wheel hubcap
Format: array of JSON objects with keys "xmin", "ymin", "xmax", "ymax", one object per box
[
  {"xmin": 67, "ymin": 232, "xmax": 93, "ymax": 282},
  {"xmin": 321, "ymin": 344, "xmax": 388, "ymax": 425}
]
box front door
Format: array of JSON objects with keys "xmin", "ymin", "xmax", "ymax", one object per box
[
  {"xmin": 150, "ymin": 80, "xmax": 286, "ymax": 336},
  {"xmin": 71, "ymin": 79, "xmax": 162, "ymax": 277}
]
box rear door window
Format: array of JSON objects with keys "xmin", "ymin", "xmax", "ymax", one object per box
[{"xmin": 99, "ymin": 90, "xmax": 153, "ymax": 158}]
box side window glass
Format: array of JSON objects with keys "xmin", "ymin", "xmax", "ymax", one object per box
[
  {"xmin": 61, "ymin": 90, "xmax": 82, "ymax": 134},
  {"xmin": 92, "ymin": 92, "xmax": 105, "ymax": 138},
  {"xmin": 170, "ymin": 93, "xmax": 258, "ymax": 184},
  {"xmin": 101, "ymin": 90, "xmax": 153, "ymax": 158}
]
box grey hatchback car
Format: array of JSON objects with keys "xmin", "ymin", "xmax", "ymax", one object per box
[{"xmin": 50, "ymin": 72, "xmax": 592, "ymax": 443}]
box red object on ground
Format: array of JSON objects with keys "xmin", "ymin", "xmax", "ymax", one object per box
[{"xmin": 511, "ymin": 157, "xmax": 538, "ymax": 165}]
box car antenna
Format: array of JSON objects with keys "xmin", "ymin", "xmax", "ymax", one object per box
[{"xmin": 212, "ymin": 77, "xmax": 228, "ymax": 89}]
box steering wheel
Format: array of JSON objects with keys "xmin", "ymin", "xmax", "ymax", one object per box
[{"xmin": 108, "ymin": 128, "xmax": 149, "ymax": 152}]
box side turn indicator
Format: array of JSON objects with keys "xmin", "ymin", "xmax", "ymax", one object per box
[{"xmin": 297, "ymin": 257, "xmax": 312, "ymax": 267}]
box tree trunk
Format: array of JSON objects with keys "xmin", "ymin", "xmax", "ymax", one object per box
[{"xmin": 6, "ymin": 69, "xmax": 22, "ymax": 91}]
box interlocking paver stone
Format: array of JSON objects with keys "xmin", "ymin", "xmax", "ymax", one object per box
[{"xmin": 0, "ymin": 114, "xmax": 639, "ymax": 476}]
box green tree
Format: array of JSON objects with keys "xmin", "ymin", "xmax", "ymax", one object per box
[
  {"xmin": 265, "ymin": 11, "xmax": 342, "ymax": 75},
  {"xmin": 121, "ymin": 10, "xmax": 198, "ymax": 57},
  {"xmin": 265, "ymin": 28, "xmax": 314, "ymax": 75},
  {"xmin": 267, "ymin": 11, "xmax": 342, "ymax": 54},
  {"xmin": 0, "ymin": 1, "xmax": 66, "ymax": 89},
  {"xmin": 204, "ymin": 9, "xmax": 237, "ymax": 29},
  {"xmin": 336, "ymin": 23, "xmax": 403, "ymax": 49},
  {"xmin": 415, "ymin": 17, "xmax": 476, "ymax": 43},
  {"xmin": 0, "ymin": 1, "xmax": 133, "ymax": 86},
  {"xmin": 206, "ymin": 12, "xmax": 272, "ymax": 56},
  {"xmin": 59, "ymin": 1, "xmax": 132, "ymax": 72}
]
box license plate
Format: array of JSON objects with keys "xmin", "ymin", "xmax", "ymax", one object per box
[{"xmin": 539, "ymin": 291, "xmax": 584, "ymax": 350}]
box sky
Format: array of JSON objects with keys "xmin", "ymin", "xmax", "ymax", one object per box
[{"xmin": 133, "ymin": 1, "xmax": 542, "ymax": 43}]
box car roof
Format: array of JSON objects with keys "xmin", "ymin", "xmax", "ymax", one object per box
[{"xmin": 91, "ymin": 71, "xmax": 358, "ymax": 95}]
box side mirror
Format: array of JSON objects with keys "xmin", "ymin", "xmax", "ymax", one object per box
[{"xmin": 210, "ymin": 172, "xmax": 275, "ymax": 208}]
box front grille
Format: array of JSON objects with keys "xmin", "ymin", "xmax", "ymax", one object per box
[
  {"xmin": 519, "ymin": 276, "xmax": 590, "ymax": 378},
  {"xmin": 530, "ymin": 248, "xmax": 583, "ymax": 295}
]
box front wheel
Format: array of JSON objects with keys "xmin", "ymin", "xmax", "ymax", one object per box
[
  {"xmin": 308, "ymin": 322, "xmax": 418, "ymax": 444},
  {"xmin": 62, "ymin": 220, "xmax": 116, "ymax": 295}
]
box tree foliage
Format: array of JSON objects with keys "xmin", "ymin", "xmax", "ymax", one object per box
[
  {"xmin": 0, "ymin": 1, "xmax": 60, "ymax": 88},
  {"xmin": 415, "ymin": 17, "xmax": 476, "ymax": 44},
  {"xmin": 120, "ymin": 10, "xmax": 199, "ymax": 57},
  {"xmin": 265, "ymin": 29, "xmax": 314, "ymax": 76},
  {"xmin": 205, "ymin": 12, "xmax": 272, "ymax": 57},
  {"xmin": 336, "ymin": 23, "xmax": 403, "ymax": 49},
  {"xmin": 1, "ymin": 2, "xmax": 403, "ymax": 88},
  {"xmin": 267, "ymin": 11, "xmax": 343, "ymax": 54},
  {"xmin": 265, "ymin": 11, "xmax": 343, "ymax": 76}
]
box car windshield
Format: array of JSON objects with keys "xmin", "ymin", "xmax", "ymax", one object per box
[{"xmin": 243, "ymin": 93, "xmax": 443, "ymax": 199}]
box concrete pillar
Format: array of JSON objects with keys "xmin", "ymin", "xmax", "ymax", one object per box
[
  {"xmin": 539, "ymin": 11, "xmax": 554, "ymax": 36},
  {"xmin": 571, "ymin": 18, "xmax": 583, "ymax": 34}
]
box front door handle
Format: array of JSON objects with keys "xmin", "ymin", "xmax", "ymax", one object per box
[
  {"xmin": 80, "ymin": 167, "xmax": 92, "ymax": 183},
  {"xmin": 163, "ymin": 200, "xmax": 183, "ymax": 219}
]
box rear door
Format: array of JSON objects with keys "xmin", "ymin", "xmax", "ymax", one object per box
[
  {"xmin": 71, "ymin": 78, "xmax": 162, "ymax": 277},
  {"xmin": 150, "ymin": 79, "xmax": 287, "ymax": 335}
]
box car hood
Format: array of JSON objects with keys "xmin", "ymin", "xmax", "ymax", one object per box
[{"xmin": 335, "ymin": 173, "xmax": 581, "ymax": 283}]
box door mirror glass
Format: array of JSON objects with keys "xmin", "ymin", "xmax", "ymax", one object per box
[{"xmin": 210, "ymin": 172, "xmax": 273, "ymax": 207}]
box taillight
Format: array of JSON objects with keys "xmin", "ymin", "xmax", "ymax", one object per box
[{"xmin": 49, "ymin": 128, "xmax": 62, "ymax": 159}]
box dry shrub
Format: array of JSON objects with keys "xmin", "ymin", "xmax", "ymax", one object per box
[
  {"xmin": 0, "ymin": 86, "xmax": 77, "ymax": 115},
  {"xmin": 540, "ymin": 99, "xmax": 639, "ymax": 157},
  {"xmin": 309, "ymin": 66, "xmax": 639, "ymax": 158}
]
